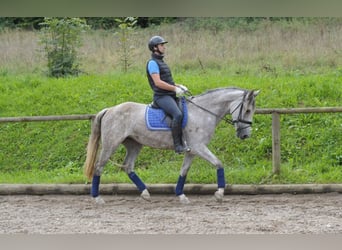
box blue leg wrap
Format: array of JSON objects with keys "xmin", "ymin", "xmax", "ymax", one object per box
[
  {"xmin": 128, "ymin": 172, "xmax": 146, "ymax": 192},
  {"xmin": 175, "ymin": 175, "xmax": 187, "ymax": 196},
  {"xmin": 217, "ymin": 168, "xmax": 226, "ymax": 188},
  {"xmin": 91, "ymin": 175, "xmax": 100, "ymax": 197}
]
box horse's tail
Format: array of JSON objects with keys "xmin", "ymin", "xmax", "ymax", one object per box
[{"xmin": 84, "ymin": 108, "xmax": 108, "ymax": 180}]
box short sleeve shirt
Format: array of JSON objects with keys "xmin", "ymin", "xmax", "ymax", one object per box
[{"xmin": 147, "ymin": 60, "xmax": 160, "ymax": 75}]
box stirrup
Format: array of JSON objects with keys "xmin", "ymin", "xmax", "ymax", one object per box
[{"xmin": 175, "ymin": 145, "xmax": 191, "ymax": 154}]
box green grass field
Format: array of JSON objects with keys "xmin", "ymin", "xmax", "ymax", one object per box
[
  {"xmin": 0, "ymin": 70, "xmax": 341, "ymax": 184},
  {"xmin": 0, "ymin": 18, "xmax": 341, "ymax": 184}
]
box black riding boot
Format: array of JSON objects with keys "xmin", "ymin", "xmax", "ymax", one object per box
[{"xmin": 171, "ymin": 120, "xmax": 191, "ymax": 154}]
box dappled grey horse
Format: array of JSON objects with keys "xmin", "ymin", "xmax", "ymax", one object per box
[{"xmin": 84, "ymin": 87, "xmax": 259, "ymax": 204}]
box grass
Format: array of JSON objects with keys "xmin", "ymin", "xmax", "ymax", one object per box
[
  {"xmin": 0, "ymin": 71, "xmax": 341, "ymax": 184},
  {"xmin": 0, "ymin": 18, "xmax": 341, "ymax": 184}
]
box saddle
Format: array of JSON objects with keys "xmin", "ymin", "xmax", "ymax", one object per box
[{"xmin": 145, "ymin": 97, "xmax": 188, "ymax": 131}]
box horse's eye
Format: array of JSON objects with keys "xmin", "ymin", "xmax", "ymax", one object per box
[{"xmin": 245, "ymin": 109, "xmax": 251, "ymax": 114}]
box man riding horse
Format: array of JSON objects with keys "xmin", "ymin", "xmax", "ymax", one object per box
[
  {"xmin": 146, "ymin": 36, "xmax": 191, "ymax": 154},
  {"xmin": 84, "ymin": 35, "xmax": 260, "ymax": 204}
]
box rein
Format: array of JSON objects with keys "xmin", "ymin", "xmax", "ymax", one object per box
[
  {"xmin": 184, "ymin": 91, "xmax": 252, "ymax": 130},
  {"xmin": 186, "ymin": 96, "xmax": 234, "ymax": 125}
]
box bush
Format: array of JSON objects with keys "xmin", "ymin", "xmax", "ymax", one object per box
[{"xmin": 39, "ymin": 18, "xmax": 90, "ymax": 77}]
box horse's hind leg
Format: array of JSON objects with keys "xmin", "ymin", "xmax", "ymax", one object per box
[
  {"xmin": 91, "ymin": 139, "xmax": 122, "ymax": 203},
  {"xmin": 122, "ymin": 138, "xmax": 150, "ymax": 201}
]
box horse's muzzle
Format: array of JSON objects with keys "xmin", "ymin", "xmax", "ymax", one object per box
[
  {"xmin": 236, "ymin": 129, "xmax": 251, "ymax": 140},
  {"xmin": 240, "ymin": 134, "xmax": 250, "ymax": 140}
]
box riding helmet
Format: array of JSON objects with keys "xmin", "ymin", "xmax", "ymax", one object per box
[{"xmin": 148, "ymin": 36, "xmax": 168, "ymax": 51}]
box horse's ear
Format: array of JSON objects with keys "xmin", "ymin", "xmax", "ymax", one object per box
[
  {"xmin": 247, "ymin": 90, "xmax": 260, "ymax": 101},
  {"xmin": 253, "ymin": 90, "xmax": 260, "ymax": 97}
]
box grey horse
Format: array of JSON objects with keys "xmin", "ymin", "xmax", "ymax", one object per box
[{"xmin": 84, "ymin": 87, "xmax": 259, "ymax": 204}]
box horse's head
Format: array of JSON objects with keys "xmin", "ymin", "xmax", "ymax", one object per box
[{"xmin": 230, "ymin": 90, "xmax": 260, "ymax": 140}]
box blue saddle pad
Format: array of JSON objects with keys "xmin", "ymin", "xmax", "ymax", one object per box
[{"xmin": 145, "ymin": 97, "xmax": 188, "ymax": 131}]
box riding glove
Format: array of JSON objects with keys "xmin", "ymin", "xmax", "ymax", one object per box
[
  {"xmin": 175, "ymin": 86, "xmax": 185, "ymax": 95},
  {"xmin": 178, "ymin": 84, "xmax": 188, "ymax": 92}
]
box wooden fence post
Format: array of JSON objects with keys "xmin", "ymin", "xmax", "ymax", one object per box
[{"xmin": 272, "ymin": 112, "xmax": 281, "ymax": 174}]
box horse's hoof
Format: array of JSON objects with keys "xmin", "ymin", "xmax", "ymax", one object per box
[
  {"xmin": 179, "ymin": 194, "xmax": 190, "ymax": 204},
  {"xmin": 141, "ymin": 189, "xmax": 151, "ymax": 201},
  {"xmin": 214, "ymin": 190, "xmax": 224, "ymax": 203},
  {"xmin": 94, "ymin": 196, "xmax": 105, "ymax": 205}
]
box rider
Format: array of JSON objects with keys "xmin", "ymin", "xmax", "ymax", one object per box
[{"xmin": 146, "ymin": 35, "xmax": 191, "ymax": 154}]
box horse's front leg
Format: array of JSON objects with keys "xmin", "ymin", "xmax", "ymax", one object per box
[
  {"xmin": 175, "ymin": 154, "xmax": 195, "ymax": 204},
  {"xmin": 214, "ymin": 167, "xmax": 225, "ymax": 202},
  {"xmin": 193, "ymin": 145, "xmax": 226, "ymax": 203}
]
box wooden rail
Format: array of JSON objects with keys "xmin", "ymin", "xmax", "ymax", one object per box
[
  {"xmin": 255, "ymin": 107, "xmax": 342, "ymax": 114},
  {"xmin": 0, "ymin": 114, "xmax": 94, "ymax": 123},
  {"xmin": 1, "ymin": 107, "xmax": 342, "ymax": 174}
]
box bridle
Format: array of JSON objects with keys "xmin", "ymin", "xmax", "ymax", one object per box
[
  {"xmin": 185, "ymin": 91, "xmax": 253, "ymax": 131},
  {"xmin": 231, "ymin": 101, "xmax": 253, "ymax": 125},
  {"xmin": 230, "ymin": 101, "xmax": 253, "ymax": 132}
]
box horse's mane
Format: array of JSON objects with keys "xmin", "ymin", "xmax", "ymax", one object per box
[{"xmin": 193, "ymin": 87, "xmax": 247, "ymax": 98}]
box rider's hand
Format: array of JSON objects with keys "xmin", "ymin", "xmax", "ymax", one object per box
[
  {"xmin": 175, "ymin": 86, "xmax": 185, "ymax": 95},
  {"xmin": 178, "ymin": 84, "xmax": 188, "ymax": 92}
]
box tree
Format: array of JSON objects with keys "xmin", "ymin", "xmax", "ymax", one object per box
[{"xmin": 114, "ymin": 17, "xmax": 137, "ymax": 72}]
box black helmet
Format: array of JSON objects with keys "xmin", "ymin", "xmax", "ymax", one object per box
[{"xmin": 148, "ymin": 36, "xmax": 168, "ymax": 51}]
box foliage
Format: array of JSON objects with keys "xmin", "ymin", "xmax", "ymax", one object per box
[
  {"xmin": 84, "ymin": 17, "xmax": 177, "ymax": 29},
  {"xmin": 38, "ymin": 17, "xmax": 90, "ymax": 77},
  {"xmin": 2, "ymin": 17, "xmax": 341, "ymax": 32},
  {"xmin": 180, "ymin": 17, "xmax": 342, "ymax": 33},
  {"xmin": 0, "ymin": 17, "xmax": 179, "ymax": 31},
  {"xmin": 0, "ymin": 17, "xmax": 44, "ymax": 30}
]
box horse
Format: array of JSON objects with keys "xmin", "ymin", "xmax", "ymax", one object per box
[{"xmin": 84, "ymin": 87, "xmax": 260, "ymax": 204}]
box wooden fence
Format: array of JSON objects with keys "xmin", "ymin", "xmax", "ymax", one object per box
[
  {"xmin": 1, "ymin": 107, "xmax": 342, "ymax": 174},
  {"xmin": 255, "ymin": 107, "xmax": 342, "ymax": 174}
]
